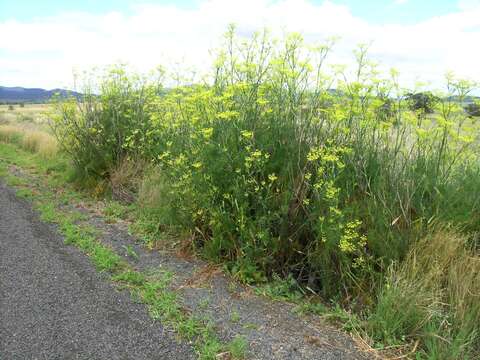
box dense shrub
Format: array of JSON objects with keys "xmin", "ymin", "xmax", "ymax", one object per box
[
  {"xmin": 465, "ymin": 101, "xmax": 480, "ymax": 117},
  {"xmin": 51, "ymin": 67, "xmax": 163, "ymax": 180},
  {"xmin": 48, "ymin": 27, "xmax": 480, "ymax": 357},
  {"xmin": 53, "ymin": 28, "xmax": 480, "ymax": 351},
  {"xmin": 405, "ymin": 91, "xmax": 439, "ymax": 114}
]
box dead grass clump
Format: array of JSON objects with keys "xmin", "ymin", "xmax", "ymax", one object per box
[
  {"xmin": 137, "ymin": 166, "xmax": 167, "ymax": 208},
  {"xmin": 0, "ymin": 125, "xmax": 23, "ymax": 143},
  {"xmin": 21, "ymin": 131, "xmax": 58, "ymax": 158},
  {"xmin": 181, "ymin": 264, "xmax": 222, "ymax": 289},
  {"xmin": 369, "ymin": 229, "xmax": 480, "ymax": 358},
  {"xmin": 0, "ymin": 112, "xmax": 17, "ymax": 125},
  {"xmin": 109, "ymin": 157, "xmax": 147, "ymax": 203},
  {"xmin": 0, "ymin": 125, "xmax": 58, "ymax": 159}
]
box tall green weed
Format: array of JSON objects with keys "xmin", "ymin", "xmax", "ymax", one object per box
[{"xmin": 53, "ymin": 28, "xmax": 480, "ymax": 303}]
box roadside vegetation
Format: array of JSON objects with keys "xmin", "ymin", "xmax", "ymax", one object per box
[
  {"xmin": 0, "ymin": 143, "xmax": 247, "ymax": 360},
  {"xmin": 1, "ymin": 27, "xmax": 479, "ymax": 359}
]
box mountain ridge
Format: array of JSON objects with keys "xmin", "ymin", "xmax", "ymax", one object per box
[{"xmin": 0, "ymin": 86, "xmax": 81, "ymax": 103}]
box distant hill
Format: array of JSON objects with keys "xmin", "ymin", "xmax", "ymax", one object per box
[
  {"xmin": 0, "ymin": 86, "xmax": 81, "ymax": 103},
  {"xmin": 445, "ymin": 95, "xmax": 480, "ymax": 104}
]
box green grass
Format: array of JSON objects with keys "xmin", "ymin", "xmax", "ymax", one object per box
[
  {"xmin": 112, "ymin": 269, "xmax": 147, "ymax": 286},
  {"xmin": 91, "ymin": 245, "xmax": 123, "ymax": 272},
  {"xmin": 227, "ymin": 336, "xmax": 248, "ymax": 359},
  {"xmin": 104, "ymin": 200, "xmax": 127, "ymax": 222},
  {"xmin": 15, "ymin": 187, "xmax": 35, "ymax": 199},
  {"xmin": 254, "ymin": 274, "xmax": 305, "ymax": 303},
  {"xmin": 230, "ymin": 310, "xmax": 240, "ymax": 323},
  {"xmin": 33, "ymin": 194, "xmax": 123, "ymax": 273},
  {"xmin": 37, "ymin": 202, "xmax": 57, "ymax": 222},
  {"xmin": 122, "ymin": 244, "xmax": 139, "ymax": 260},
  {"xmin": 198, "ymin": 297, "xmax": 210, "ymax": 310}
]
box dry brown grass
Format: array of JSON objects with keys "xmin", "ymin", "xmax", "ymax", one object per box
[
  {"xmin": 417, "ymin": 231, "xmax": 479, "ymax": 346},
  {"xmin": 0, "ymin": 103, "xmax": 51, "ymax": 115},
  {"xmin": 0, "ymin": 125, "xmax": 23, "ymax": 143},
  {"xmin": 109, "ymin": 157, "xmax": 147, "ymax": 203},
  {"xmin": 370, "ymin": 228, "xmax": 480, "ymax": 358},
  {"xmin": 403, "ymin": 230, "xmax": 480, "ymax": 319},
  {"xmin": 138, "ymin": 166, "xmax": 165, "ymax": 208},
  {"xmin": 0, "ymin": 124, "xmax": 58, "ymax": 158},
  {"xmin": 21, "ymin": 131, "xmax": 58, "ymax": 158},
  {"xmin": 180, "ymin": 264, "xmax": 223, "ymax": 289},
  {"xmin": 0, "ymin": 104, "xmax": 52, "ymax": 132}
]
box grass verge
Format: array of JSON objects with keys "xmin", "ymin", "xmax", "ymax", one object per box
[{"xmin": 0, "ymin": 143, "xmax": 247, "ymax": 360}]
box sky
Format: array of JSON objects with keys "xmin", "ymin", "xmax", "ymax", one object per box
[{"xmin": 1, "ymin": 0, "xmax": 479, "ymax": 91}]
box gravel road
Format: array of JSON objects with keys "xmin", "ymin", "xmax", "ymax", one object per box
[{"xmin": 0, "ymin": 181, "xmax": 195, "ymax": 360}]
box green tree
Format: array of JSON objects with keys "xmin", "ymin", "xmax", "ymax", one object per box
[
  {"xmin": 464, "ymin": 101, "xmax": 480, "ymax": 117},
  {"xmin": 405, "ymin": 91, "xmax": 439, "ymax": 114}
]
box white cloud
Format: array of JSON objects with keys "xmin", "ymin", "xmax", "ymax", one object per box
[
  {"xmin": 394, "ymin": 0, "xmax": 409, "ymax": 5},
  {"xmin": 1, "ymin": 0, "xmax": 479, "ymax": 91}
]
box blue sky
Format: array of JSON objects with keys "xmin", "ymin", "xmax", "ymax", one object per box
[
  {"xmin": 0, "ymin": 0, "xmax": 479, "ymax": 89},
  {"xmin": 0, "ymin": 0, "xmax": 463, "ymax": 24},
  {"xmin": 334, "ymin": 0, "xmax": 459, "ymax": 23}
]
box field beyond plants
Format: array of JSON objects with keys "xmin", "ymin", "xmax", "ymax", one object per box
[
  {"xmin": 3, "ymin": 28, "xmax": 480, "ymax": 359},
  {"xmin": 0, "ymin": 103, "xmax": 51, "ymax": 127}
]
